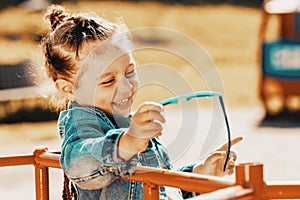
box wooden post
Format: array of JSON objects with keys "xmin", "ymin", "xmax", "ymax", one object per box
[
  {"xmin": 34, "ymin": 164, "xmax": 41, "ymax": 200},
  {"xmin": 143, "ymin": 182, "xmax": 160, "ymax": 200},
  {"xmin": 236, "ymin": 163, "xmax": 265, "ymax": 200},
  {"xmin": 34, "ymin": 147, "xmax": 50, "ymax": 200}
]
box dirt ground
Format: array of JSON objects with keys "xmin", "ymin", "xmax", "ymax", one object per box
[{"xmin": 1, "ymin": 106, "xmax": 300, "ymax": 199}]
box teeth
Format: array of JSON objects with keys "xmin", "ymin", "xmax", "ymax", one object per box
[{"xmin": 114, "ymin": 98, "xmax": 129, "ymax": 105}]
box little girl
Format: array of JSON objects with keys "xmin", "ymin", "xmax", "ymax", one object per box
[{"xmin": 41, "ymin": 5, "xmax": 241, "ymax": 200}]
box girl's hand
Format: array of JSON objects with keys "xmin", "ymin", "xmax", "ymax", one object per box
[
  {"xmin": 127, "ymin": 102, "xmax": 165, "ymax": 139},
  {"xmin": 192, "ymin": 136, "xmax": 243, "ymax": 177},
  {"xmin": 119, "ymin": 102, "xmax": 165, "ymax": 158}
]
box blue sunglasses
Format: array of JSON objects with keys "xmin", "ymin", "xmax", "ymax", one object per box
[{"xmin": 159, "ymin": 91, "xmax": 231, "ymax": 172}]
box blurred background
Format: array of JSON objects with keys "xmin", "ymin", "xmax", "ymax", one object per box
[
  {"xmin": 1, "ymin": 0, "xmax": 300, "ymax": 199},
  {"xmin": 0, "ymin": 0, "xmax": 265, "ymax": 123}
]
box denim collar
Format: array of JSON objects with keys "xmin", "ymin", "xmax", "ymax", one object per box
[{"xmin": 69, "ymin": 101, "xmax": 131, "ymax": 129}]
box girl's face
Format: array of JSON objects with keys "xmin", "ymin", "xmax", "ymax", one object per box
[{"xmin": 74, "ymin": 45, "xmax": 139, "ymax": 117}]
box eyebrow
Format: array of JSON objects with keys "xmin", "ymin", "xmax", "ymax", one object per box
[{"xmin": 100, "ymin": 72, "xmax": 113, "ymax": 79}]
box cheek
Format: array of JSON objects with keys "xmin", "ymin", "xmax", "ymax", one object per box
[
  {"xmin": 131, "ymin": 77, "xmax": 139, "ymax": 93},
  {"xmin": 95, "ymin": 87, "xmax": 114, "ymax": 104},
  {"xmin": 93, "ymin": 87, "xmax": 115, "ymax": 112},
  {"xmin": 75, "ymin": 75, "xmax": 98, "ymax": 100},
  {"xmin": 74, "ymin": 82, "xmax": 96, "ymax": 104}
]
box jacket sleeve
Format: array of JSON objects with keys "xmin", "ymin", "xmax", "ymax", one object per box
[{"xmin": 59, "ymin": 108, "xmax": 138, "ymax": 190}]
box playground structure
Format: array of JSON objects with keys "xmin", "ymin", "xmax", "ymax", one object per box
[
  {"xmin": 259, "ymin": 0, "xmax": 300, "ymax": 115},
  {"xmin": 1, "ymin": 146, "xmax": 300, "ymax": 200},
  {"xmin": 2, "ymin": 1, "xmax": 300, "ymax": 199}
]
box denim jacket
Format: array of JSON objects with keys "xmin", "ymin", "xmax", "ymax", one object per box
[{"xmin": 58, "ymin": 101, "xmax": 194, "ymax": 200}]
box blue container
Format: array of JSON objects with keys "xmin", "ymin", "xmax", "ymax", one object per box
[{"xmin": 262, "ymin": 39, "xmax": 300, "ymax": 80}]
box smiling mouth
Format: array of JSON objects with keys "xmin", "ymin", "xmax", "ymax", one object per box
[{"xmin": 112, "ymin": 97, "xmax": 130, "ymax": 107}]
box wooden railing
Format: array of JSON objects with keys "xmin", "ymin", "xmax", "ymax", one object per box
[{"xmin": 1, "ymin": 146, "xmax": 300, "ymax": 200}]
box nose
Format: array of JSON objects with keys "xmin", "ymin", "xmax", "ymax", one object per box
[{"xmin": 118, "ymin": 77, "xmax": 132, "ymax": 94}]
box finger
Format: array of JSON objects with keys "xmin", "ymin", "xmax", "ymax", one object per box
[
  {"xmin": 229, "ymin": 151, "xmax": 237, "ymax": 162},
  {"xmin": 135, "ymin": 121, "xmax": 164, "ymax": 139},
  {"xmin": 224, "ymin": 153, "xmax": 238, "ymax": 174},
  {"xmin": 218, "ymin": 136, "xmax": 243, "ymax": 151},
  {"xmin": 226, "ymin": 168, "xmax": 234, "ymax": 176},
  {"xmin": 153, "ymin": 131, "xmax": 162, "ymax": 138},
  {"xmin": 223, "ymin": 152, "xmax": 237, "ymax": 170},
  {"xmin": 206, "ymin": 151, "xmax": 226, "ymax": 164},
  {"xmin": 141, "ymin": 110, "xmax": 166, "ymax": 124},
  {"xmin": 149, "ymin": 120, "xmax": 164, "ymax": 132},
  {"xmin": 225, "ymin": 160, "xmax": 236, "ymax": 175},
  {"xmin": 226, "ymin": 158, "xmax": 235, "ymax": 169},
  {"xmin": 137, "ymin": 102, "xmax": 164, "ymax": 114},
  {"xmin": 231, "ymin": 136, "xmax": 243, "ymax": 146},
  {"xmin": 132, "ymin": 111, "xmax": 165, "ymax": 128}
]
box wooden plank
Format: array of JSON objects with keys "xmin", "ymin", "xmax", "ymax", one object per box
[
  {"xmin": 0, "ymin": 154, "xmax": 34, "ymax": 167},
  {"xmin": 265, "ymin": 180, "xmax": 300, "ymax": 199},
  {"xmin": 123, "ymin": 166, "xmax": 234, "ymax": 194},
  {"xmin": 188, "ymin": 185, "xmax": 253, "ymax": 200}
]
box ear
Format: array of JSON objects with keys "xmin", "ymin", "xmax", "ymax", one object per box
[{"xmin": 55, "ymin": 79, "xmax": 74, "ymax": 96}]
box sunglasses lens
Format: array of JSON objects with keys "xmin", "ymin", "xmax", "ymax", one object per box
[{"xmin": 160, "ymin": 91, "xmax": 231, "ymax": 172}]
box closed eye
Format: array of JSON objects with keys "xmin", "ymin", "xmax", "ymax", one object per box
[
  {"xmin": 100, "ymin": 78, "xmax": 114, "ymax": 86},
  {"xmin": 125, "ymin": 69, "xmax": 136, "ymax": 78}
]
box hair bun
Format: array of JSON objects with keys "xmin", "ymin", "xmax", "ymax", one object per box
[{"xmin": 45, "ymin": 5, "xmax": 69, "ymax": 31}]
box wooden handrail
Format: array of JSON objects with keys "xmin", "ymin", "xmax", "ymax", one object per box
[
  {"xmin": 124, "ymin": 166, "xmax": 234, "ymax": 194},
  {"xmin": 34, "ymin": 147, "xmax": 61, "ymax": 169},
  {"xmin": 265, "ymin": 181, "xmax": 300, "ymax": 199},
  {"xmin": 190, "ymin": 185, "xmax": 253, "ymax": 200},
  {"xmin": 1, "ymin": 146, "xmax": 300, "ymax": 199},
  {"xmin": 0, "ymin": 154, "xmax": 34, "ymax": 167}
]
